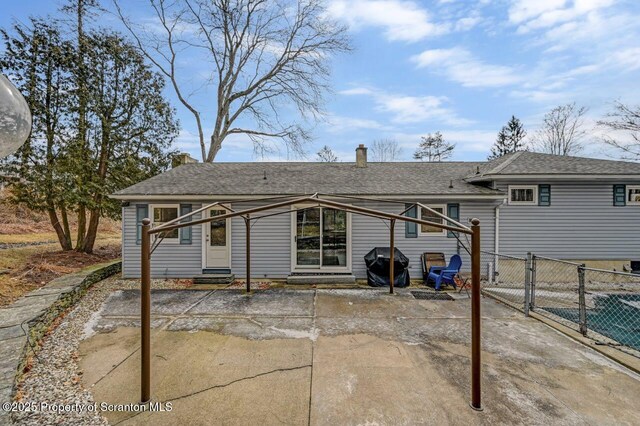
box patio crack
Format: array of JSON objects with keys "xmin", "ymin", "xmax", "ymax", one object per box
[{"xmin": 165, "ymin": 364, "xmax": 312, "ymax": 402}]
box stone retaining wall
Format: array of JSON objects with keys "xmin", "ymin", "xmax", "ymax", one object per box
[{"xmin": 0, "ymin": 260, "xmax": 121, "ymax": 424}]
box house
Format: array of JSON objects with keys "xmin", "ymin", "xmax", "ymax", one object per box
[{"xmin": 111, "ymin": 146, "xmax": 640, "ymax": 281}]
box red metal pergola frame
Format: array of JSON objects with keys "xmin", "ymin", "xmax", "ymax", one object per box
[{"xmin": 139, "ymin": 193, "xmax": 483, "ymax": 410}]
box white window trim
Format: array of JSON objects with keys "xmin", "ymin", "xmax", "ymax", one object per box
[
  {"xmin": 508, "ymin": 185, "xmax": 538, "ymax": 206},
  {"xmin": 418, "ymin": 204, "xmax": 447, "ymax": 236},
  {"xmin": 290, "ymin": 204, "xmax": 352, "ymax": 273},
  {"xmin": 149, "ymin": 203, "xmax": 180, "ymax": 243},
  {"xmin": 628, "ymin": 185, "xmax": 640, "ymax": 205}
]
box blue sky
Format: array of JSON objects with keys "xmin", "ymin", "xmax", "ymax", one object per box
[{"xmin": 2, "ymin": 0, "xmax": 640, "ymax": 162}]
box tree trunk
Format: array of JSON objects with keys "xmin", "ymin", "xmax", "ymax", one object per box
[
  {"xmin": 76, "ymin": 204, "xmax": 86, "ymax": 251},
  {"xmin": 61, "ymin": 205, "xmax": 72, "ymax": 246},
  {"xmin": 83, "ymin": 208, "xmax": 101, "ymax": 254},
  {"xmin": 47, "ymin": 207, "xmax": 72, "ymax": 251}
]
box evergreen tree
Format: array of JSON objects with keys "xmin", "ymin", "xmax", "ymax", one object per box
[
  {"xmin": 488, "ymin": 116, "xmax": 527, "ymax": 160},
  {"xmin": 1, "ymin": 17, "xmax": 179, "ymax": 252},
  {"xmin": 413, "ymin": 131, "xmax": 455, "ymax": 161}
]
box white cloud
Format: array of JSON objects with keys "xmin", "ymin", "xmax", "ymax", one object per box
[
  {"xmin": 341, "ymin": 86, "xmax": 472, "ymax": 126},
  {"xmin": 326, "ymin": 0, "xmax": 449, "ymax": 42},
  {"xmin": 411, "ymin": 47, "xmax": 522, "ymax": 88},
  {"xmin": 455, "ymin": 15, "xmax": 482, "ymax": 32},
  {"xmin": 509, "ymin": 0, "xmax": 615, "ymax": 33},
  {"xmin": 610, "ymin": 47, "xmax": 640, "ymax": 72},
  {"xmin": 324, "ymin": 115, "xmax": 389, "ymax": 133}
]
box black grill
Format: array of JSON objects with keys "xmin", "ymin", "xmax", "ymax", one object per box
[{"xmin": 411, "ymin": 291, "xmax": 453, "ymax": 301}]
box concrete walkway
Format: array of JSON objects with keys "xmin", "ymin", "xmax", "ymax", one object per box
[
  {"xmin": 0, "ymin": 261, "xmax": 121, "ymax": 424},
  {"xmin": 80, "ymin": 288, "xmax": 640, "ymax": 425}
]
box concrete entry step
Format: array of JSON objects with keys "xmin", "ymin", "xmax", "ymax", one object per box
[
  {"xmin": 193, "ymin": 274, "xmax": 235, "ymax": 284},
  {"xmin": 286, "ymin": 274, "xmax": 356, "ymax": 285}
]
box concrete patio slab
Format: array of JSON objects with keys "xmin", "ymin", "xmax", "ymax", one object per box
[{"xmin": 79, "ymin": 288, "xmax": 640, "ymax": 425}]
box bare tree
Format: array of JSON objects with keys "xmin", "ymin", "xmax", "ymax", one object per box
[
  {"xmin": 413, "ymin": 131, "xmax": 455, "ymax": 161},
  {"xmin": 316, "ymin": 145, "xmax": 337, "ymax": 162},
  {"xmin": 114, "ymin": 0, "xmax": 350, "ymax": 162},
  {"xmin": 598, "ymin": 101, "xmax": 640, "ymax": 161},
  {"xmin": 533, "ymin": 103, "xmax": 588, "ymax": 156},
  {"xmin": 370, "ymin": 139, "xmax": 402, "ymax": 162}
]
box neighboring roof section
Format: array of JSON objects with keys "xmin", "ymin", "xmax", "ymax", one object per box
[
  {"xmin": 469, "ymin": 151, "xmax": 640, "ymax": 181},
  {"xmin": 112, "ymin": 161, "xmax": 504, "ymax": 198}
]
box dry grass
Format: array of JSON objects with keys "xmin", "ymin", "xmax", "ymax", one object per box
[
  {"xmin": 0, "ymin": 237, "xmax": 121, "ymax": 306},
  {"xmin": 0, "ymin": 190, "xmax": 123, "ymax": 306}
]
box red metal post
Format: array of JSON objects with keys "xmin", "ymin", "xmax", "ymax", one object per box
[
  {"xmin": 245, "ymin": 214, "xmax": 251, "ymax": 293},
  {"xmin": 389, "ymin": 219, "xmax": 395, "ymax": 294},
  {"xmin": 141, "ymin": 218, "xmax": 151, "ymax": 403},
  {"xmin": 470, "ymin": 218, "xmax": 482, "ymax": 410}
]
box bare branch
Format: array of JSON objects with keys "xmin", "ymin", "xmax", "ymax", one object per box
[
  {"xmin": 370, "ymin": 139, "xmax": 402, "ymax": 162},
  {"xmin": 597, "ymin": 101, "xmax": 640, "ymax": 161},
  {"xmin": 114, "ymin": 0, "xmax": 350, "ymax": 162},
  {"xmin": 532, "ymin": 102, "xmax": 588, "ymax": 156}
]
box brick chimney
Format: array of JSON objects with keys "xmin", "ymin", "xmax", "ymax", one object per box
[
  {"xmin": 172, "ymin": 152, "xmax": 198, "ymax": 168},
  {"xmin": 355, "ymin": 144, "xmax": 367, "ymax": 168}
]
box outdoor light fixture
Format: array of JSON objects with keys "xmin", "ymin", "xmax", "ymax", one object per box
[{"xmin": 0, "ymin": 74, "xmax": 32, "ymax": 159}]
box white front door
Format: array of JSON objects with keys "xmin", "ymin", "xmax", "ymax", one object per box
[{"xmin": 205, "ymin": 207, "xmax": 231, "ymax": 268}]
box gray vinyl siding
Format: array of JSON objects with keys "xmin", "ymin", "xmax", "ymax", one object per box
[
  {"xmin": 122, "ymin": 203, "xmax": 203, "ymax": 278},
  {"xmin": 231, "ymin": 204, "xmax": 291, "ymax": 278},
  {"xmin": 497, "ymin": 182, "xmax": 640, "ymax": 259},
  {"xmin": 121, "ymin": 199, "xmax": 497, "ymax": 279},
  {"xmin": 351, "ymin": 201, "xmax": 496, "ymax": 278}
]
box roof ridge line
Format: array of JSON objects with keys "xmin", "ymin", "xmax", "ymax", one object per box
[{"xmin": 484, "ymin": 151, "xmax": 525, "ymax": 175}]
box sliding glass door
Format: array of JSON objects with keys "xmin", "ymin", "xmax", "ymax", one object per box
[{"xmin": 295, "ymin": 207, "xmax": 348, "ymax": 269}]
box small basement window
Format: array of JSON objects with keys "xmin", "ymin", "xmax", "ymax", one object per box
[
  {"xmin": 151, "ymin": 204, "xmax": 179, "ymax": 240},
  {"xmin": 508, "ymin": 185, "xmax": 537, "ymax": 205},
  {"xmin": 419, "ymin": 205, "xmax": 446, "ymax": 236},
  {"xmin": 628, "ymin": 185, "xmax": 640, "ymax": 205}
]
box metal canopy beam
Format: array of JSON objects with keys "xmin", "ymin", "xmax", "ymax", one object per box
[
  {"xmin": 139, "ymin": 192, "xmax": 482, "ymax": 411},
  {"xmin": 149, "ymin": 195, "xmax": 472, "ymax": 236}
]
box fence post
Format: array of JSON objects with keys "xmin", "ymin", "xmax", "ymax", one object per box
[
  {"xmin": 524, "ymin": 252, "xmax": 531, "ymax": 317},
  {"xmin": 578, "ymin": 264, "xmax": 587, "ymax": 336},
  {"xmin": 530, "ymin": 254, "xmax": 537, "ymax": 311}
]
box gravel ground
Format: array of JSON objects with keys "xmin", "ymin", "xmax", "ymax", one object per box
[{"xmin": 12, "ymin": 275, "xmax": 189, "ymax": 426}]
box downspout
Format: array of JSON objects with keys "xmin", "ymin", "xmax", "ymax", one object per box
[{"xmin": 494, "ymin": 198, "xmax": 506, "ymax": 279}]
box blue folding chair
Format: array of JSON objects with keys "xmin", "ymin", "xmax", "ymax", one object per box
[{"xmin": 427, "ymin": 254, "xmax": 462, "ymax": 290}]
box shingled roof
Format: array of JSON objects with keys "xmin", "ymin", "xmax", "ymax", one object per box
[
  {"xmin": 112, "ymin": 161, "xmax": 503, "ymax": 198},
  {"xmin": 470, "ymin": 151, "xmax": 640, "ymax": 180}
]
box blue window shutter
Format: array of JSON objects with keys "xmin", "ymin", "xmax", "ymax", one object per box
[
  {"xmin": 136, "ymin": 204, "xmax": 148, "ymax": 245},
  {"xmin": 405, "ymin": 204, "xmax": 417, "ymax": 238},
  {"xmin": 447, "ymin": 203, "xmax": 460, "ymax": 238},
  {"xmin": 613, "ymin": 184, "xmax": 626, "ymax": 206},
  {"xmin": 180, "ymin": 204, "xmax": 192, "ymax": 244},
  {"xmin": 538, "ymin": 185, "xmax": 551, "ymax": 206}
]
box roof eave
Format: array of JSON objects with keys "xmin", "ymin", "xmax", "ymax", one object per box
[
  {"xmin": 109, "ymin": 193, "xmax": 506, "ymax": 201},
  {"xmin": 466, "ymin": 173, "xmax": 640, "ymax": 182}
]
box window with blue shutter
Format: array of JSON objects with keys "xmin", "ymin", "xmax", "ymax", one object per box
[
  {"xmin": 613, "ymin": 184, "xmax": 626, "ymax": 206},
  {"xmin": 179, "ymin": 204, "xmax": 192, "ymax": 244},
  {"xmin": 446, "ymin": 203, "xmax": 460, "ymax": 238},
  {"xmin": 136, "ymin": 204, "xmax": 148, "ymax": 244},
  {"xmin": 538, "ymin": 185, "xmax": 551, "ymax": 206},
  {"xmin": 404, "ymin": 203, "xmax": 417, "ymax": 238}
]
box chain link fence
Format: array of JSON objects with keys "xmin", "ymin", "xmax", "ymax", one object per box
[
  {"xmin": 479, "ymin": 251, "xmax": 527, "ymax": 312},
  {"xmin": 470, "ymin": 251, "xmax": 640, "ymax": 358},
  {"xmin": 524, "ymin": 255, "xmax": 640, "ymax": 358}
]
